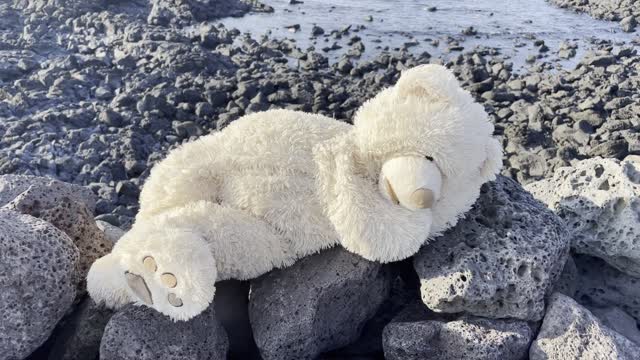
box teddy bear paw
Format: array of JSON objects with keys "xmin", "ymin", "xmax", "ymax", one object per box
[{"xmin": 125, "ymin": 255, "xmax": 184, "ymax": 308}]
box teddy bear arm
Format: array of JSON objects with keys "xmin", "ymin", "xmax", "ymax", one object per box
[{"xmin": 162, "ymin": 200, "xmax": 298, "ymax": 281}]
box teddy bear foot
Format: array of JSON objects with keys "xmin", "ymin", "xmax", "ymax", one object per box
[{"xmin": 124, "ymin": 255, "xmax": 184, "ymax": 308}]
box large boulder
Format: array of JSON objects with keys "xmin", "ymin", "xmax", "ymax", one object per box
[
  {"xmin": 2, "ymin": 176, "xmax": 112, "ymax": 293},
  {"xmin": 322, "ymin": 263, "xmax": 426, "ymax": 358},
  {"xmin": 249, "ymin": 247, "xmax": 391, "ymax": 360},
  {"xmin": 551, "ymin": 256, "xmax": 578, "ymax": 297},
  {"xmin": 100, "ymin": 304, "xmax": 228, "ymax": 360},
  {"xmin": 526, "ymin": 157, "xmax": 640, "ymax": 277},
  {"xmin": 573, "ymin": 254, "xmax": 640, "ymax": 323},
  {"xmin": 530, "ymin": 293, "xmax": 640, "ymax": 360},
  {"xmin": 214, "ymin": 280, "xmax": 261, "ymax": 359},
  {"xmin": 47, "ymin": 298, "xmax": 114, "ymax": 360},
  {"xmin": 0, "ymin": 209, "xmax": 78, "ymax": 360},
  {"xmin": 383, "ymin": 315, "xmax": 533, "ymax": 360},
  {"xmin": 588, "ymin": 306, "xmax": 640, "ymax": 346},
  {"xmin": 0, "ymin": 175, "xmax": 96, "ymax": 209},
  {"xmin": 414, "ymin": 176, "xmax": 570, "ymax": 321}
]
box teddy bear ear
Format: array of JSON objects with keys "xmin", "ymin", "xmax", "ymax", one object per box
[
  {"xmin": 395, "ymin": 64, "xmax": 462, "ymax": 101},
  {"xmin": 479, "ymin": 136, "xmax": 504, "ymax": 182}
]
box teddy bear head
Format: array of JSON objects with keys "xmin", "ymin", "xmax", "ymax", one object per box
[
  {"xmin": 313, "ymin": 64, "xmax": 502, "ymax": 262},
  {"xmin": 352, "ymin": 64, "xmax": 503, "ymax": 233},
  {"xmin": 87, "ymin": 221, "xmax": 217, "ymax": 321}
]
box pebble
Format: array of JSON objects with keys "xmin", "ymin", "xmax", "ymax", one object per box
[
  {"xmin": 311, "ymin": 25, "xmax": 325, "ymax": 36},
  {"xmin": 620, "ymin": 16, "xmax": 637, "ymax": 32}
]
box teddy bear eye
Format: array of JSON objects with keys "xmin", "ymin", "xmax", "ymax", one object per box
[{"xmin": 424, "ymin": 155, "xmax": 434, "ymax": 161}]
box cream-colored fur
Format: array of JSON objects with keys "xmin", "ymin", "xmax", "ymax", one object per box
[{"xmin": 87, "ymin": 64, "xmax": 503, "ymax": 321}]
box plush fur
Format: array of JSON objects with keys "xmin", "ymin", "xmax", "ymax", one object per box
[{"xmin": 87, "ymin": 64, "xmax": 503, "ymax": 321}]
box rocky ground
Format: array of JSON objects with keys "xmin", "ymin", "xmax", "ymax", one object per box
[
  {"xmin": 2, "ymin": 0, "xmax": 640, "ymax": 359},
  {"xmin": 548, "ymin": 0, "xmax": 639, "ymax": 32}
]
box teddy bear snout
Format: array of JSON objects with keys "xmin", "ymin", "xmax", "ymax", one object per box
[
  {"xmin": 410, "ymin": 188, "xmax": 435, "ymax": 209},
  {"xmin": 125, "ymin": 271, "xmax": 153, "ymax": 305}
]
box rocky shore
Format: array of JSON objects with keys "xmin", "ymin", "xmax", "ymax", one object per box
[
  {"xmin": 2, "ymin": 0, "xmax": 640, "ymax": 359},
  {"xmin": 548, "ymin": 0, "xmax": 639, "ymax": 32},
  {"xmin": 3, "ymin": 160, "xmax": 640, "ymax": 359}
]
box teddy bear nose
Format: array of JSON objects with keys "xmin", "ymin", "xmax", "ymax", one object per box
[
  {"xmin": 125, "ymin": 271, "xmax": 153, "ymax": 305},
  {"xmin": 410, "ymin": 188, "xmax": 435, "ymax": 209}
]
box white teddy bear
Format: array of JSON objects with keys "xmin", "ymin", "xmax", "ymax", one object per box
[{"xmin": 87, "ymin": 64, "xmax": 503, "ymax": 321}]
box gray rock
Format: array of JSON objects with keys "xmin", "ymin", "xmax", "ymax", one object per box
[
  {"xmin": 96, "ymin": 220, "xmax": 125, "ymax": 243},
  {"xmin": 620, "ymin": 16, "xmax": 637, "ymax": 32},
  {"xmin": 98, "ymin": 109, "xmax": 123, "ymax": 127},
  {"xmin": 582, "ymin": 54, "xmax": 617, "ymax": 67},
  {"xmin": 336, "ymin": 58, "xmax": 353, "ymax": 74},
  {"xmin": 195, "ymin": 101, "xmax": 214, "ymax": 117},
  {"xmin": 115, "ymin": 180, "xmax": 140, "ymax": 201},
  {"xmin": 136, "ymin": 94, "xmax": 164, "ymax": 115},
  {"xmin": 199, "ymin": 25, "xmax": 222, "ymax": 49},
  {"xmin": 558, "ymin": 48, "xmax": 576, "ymax": 59},
  {"xmin": 147, "ymin": 0, "xmax": 250, "ymax": 26},
  {"xmin": 311, "ymin": 25, "xmax": 325, "ymax": 36},
  {"xmin": 529, "ymin": 293, "xmax": 640, "ymax": 360},
  {"xmin": 173, "ymin": 121, "xmax": 203, "ymax": 138},
  {"xmin": 214, "ymin": 280, "xmax": 261, "ymax": 359},
  {"xmin": 285, "ymin": 24, "xmax": 301, "ymax": 32},
  {"xmin": 588, "ymin": 139, "xmax": 629, "ymax": 159},
  {"xmin": 100, "ymin": 304, "xmax": 228, "ymax": 360},
  {"xmin": 95, "ymin": 87, "xmax": 113, "ymax": 100},
  {"xmin": 526, "ymin": 157, "xmax": 640, "ymax": 277},
  {"xmin": 0, "ymin": 175, "xmax": 96, "ymax": 210},
  {"xmin": 0, "ymin": 209, "xmax": 78, "ymax": 360},
  {"xmin": 414, "ymin": 176, "xmax": 570, "ymax": 321},
  {"xmin": 205, "ymin": 90, "xmax": 229, "ymax": 108},
  {"xmin": 249, "ymin": 247, "xmax": 390, "ymax": 360},
  {"xmin": 301, "ymin": 52, "xmax": 328, "ymax": 70},
  {"xmin": 232, "ymin": 81, "xmax": 258, "ymax": 99},
  {"xmin": 347, "ymin": 41, "xmax": 365, "ymax": 57},
  {"xmin": 383, "ymin": 316, "xmax": 533, "ymax": 360},
  {"xmin": 48, "ymin": 298, "xmax": 114, "ymax": 360},
  {"xmin": 551, "ymin": 255, "xmax": 578, "ymax": 297},
  {"xmin": 588, "ymin": 306, "xmax": 640, "ymax": 346},
  {"xmin": 462, "ymin": 26, "xmax": 477, "ymax": 36},
  {"xmin": 4, "ymin": 181, "xmax": 113, "ymax": 293},
  {"xmin": 574, "ymin": 254, "xmax": 640, "ymax": 324}
]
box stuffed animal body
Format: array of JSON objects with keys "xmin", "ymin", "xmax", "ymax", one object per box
[{"xmin": 87, "ymin": 65, "xmax": 503, "ymax": 321}]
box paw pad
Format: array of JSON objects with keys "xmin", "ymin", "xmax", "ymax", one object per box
[
  {"xmin": 143, "ymin": 256, "xmax": 157, "ymax": 272},
  {"xmin": 161, "ymin": 273, "xmax": 177, "ymax": 288},
  {"xmin": 125, "ymin": 271, "xmax": 153, "ymax": 305},
  {"xmin": 168, "ymin": 293, "xmax": 183, "ymax": 307},
  {"xmin": 132, "ymin": 257, "xmax": 183, "ymax": 308}
]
